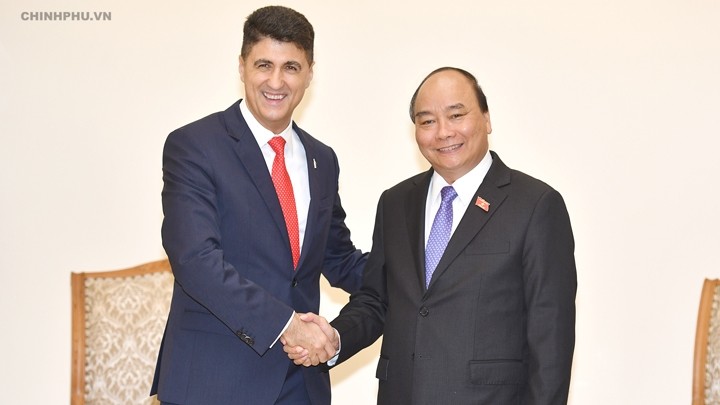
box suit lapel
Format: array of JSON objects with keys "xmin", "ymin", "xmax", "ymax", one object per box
[
  {"xmin": 224, "ymin": 102, "xmax": 289, "ymax": 252},
  {"xmin": 427, "ymin": 152, "xmax": 512, "ymax": 290},
  {"xmin": 295, "ymin": 125, "xmax": 318, "ymax": 270},
  {"xmin": 406, "ymin": 170, "xmax": 433, "ymax": 292}
]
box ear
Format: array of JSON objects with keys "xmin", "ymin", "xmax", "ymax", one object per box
[
  {"xmin": 306, "ymin": 61, "xmax": 315, "ymax": 89},
  {"xmin": 238, "ymin": 55, "xmax": 246, "ymax": 83},
  {"xmin": 484, "ymin": 112, "xmax": 492, "ymax": 134}
]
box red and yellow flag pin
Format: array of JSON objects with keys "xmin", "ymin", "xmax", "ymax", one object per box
[{"xmin": 475, "ymin": 196, "xmax": 490, "ymax": 212}]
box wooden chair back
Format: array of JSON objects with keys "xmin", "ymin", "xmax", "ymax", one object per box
[
  {"xmin": 71, "ymin": 259, "xmax": 173, "ymax": 405},
  {"xmin": 693, "ymin": 279, "xmax": 720, "ymax": 405}
]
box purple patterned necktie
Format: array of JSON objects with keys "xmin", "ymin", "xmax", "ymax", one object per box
[{"xmin": 425, "ymin": 186, "xmax": 458, "ymax": 288}]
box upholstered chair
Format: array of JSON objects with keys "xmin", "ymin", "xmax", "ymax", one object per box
[
  {"xmin": 71, "ymin": 259, "xmax": 173, "ymax": 405},
  {"xmin": 694, "ymin": 279, "xmax": 720, "ymax": 405}
]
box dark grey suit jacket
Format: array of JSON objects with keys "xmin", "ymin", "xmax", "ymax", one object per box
[{"xmin": 331, "ymin": 151, "xmax": 576, "ymax": 405}]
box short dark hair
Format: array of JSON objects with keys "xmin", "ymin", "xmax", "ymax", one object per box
[
  {"xmin": 241, "ymin": 6, "xmax": 314, "ymax": 63},
  {"xmin": 409, "ymin": 67, "xmax": 489, "ymax": 122}
]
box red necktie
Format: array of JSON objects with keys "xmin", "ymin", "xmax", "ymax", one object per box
[{"xmin": 268, "ymin": 136, "xmax": 300, "ymax": 270}]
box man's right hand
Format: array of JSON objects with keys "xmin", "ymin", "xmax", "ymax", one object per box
[{"xmin": 280, "ymin": 313, "xmax": 337, "ymax": 366}]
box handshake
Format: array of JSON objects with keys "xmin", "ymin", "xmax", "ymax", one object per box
[{"xmin": 280, "ymin": 312, "xmax": 338, "ymax": 367}]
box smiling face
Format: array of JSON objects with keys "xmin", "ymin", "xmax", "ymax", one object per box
[
  {"xmin": 239, "ymin": 37, "xmax": 314, "ymax": 134},
  {"xmin": 413, "ymin": 70, "xmax": 492, "ymax": 184}
]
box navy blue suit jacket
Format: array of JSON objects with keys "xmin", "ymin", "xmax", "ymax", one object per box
[{"xmin": 151, "ymin": 100, "xmax": 367, "ymax": 404}]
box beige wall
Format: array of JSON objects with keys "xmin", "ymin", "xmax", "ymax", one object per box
[{"xmin": 2, "ymin": 0, "xmax": 719, "ymax": 403}]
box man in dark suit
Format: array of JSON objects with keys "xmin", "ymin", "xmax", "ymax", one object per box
[
  {"xmin": 287, "ymin": 67, "xmax": 576, "ymax": 404},
  {"xmin": 150, "ymin": 6, "xmax": 367, "ymax": 405}
]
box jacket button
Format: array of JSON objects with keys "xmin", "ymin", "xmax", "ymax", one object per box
[
  {"xmin": 236, "ymin": 331, "xmax": 255, "ymax": 346},
  {"xmin": 291, "ymin": 278, "xmax": 298, "ymax": 287},
  {"xmin": 419, "ymin": 307, "xmax": 429, "ymax": 317}
]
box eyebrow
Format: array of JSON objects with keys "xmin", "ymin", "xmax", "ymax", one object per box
[
  {"xmin": 253, "ymin": 58, "xmax": 303, "ymax": 68},
  {"xmin": 284, "ymin": 60, "xmax": 303, "ymax": 70},
  {"xmin": 414, "ymin": 110, "xmax": 431, "ymax": 120},
  {"xmin": 413, "ymin": 103, "xmax": 467, "ymax": 120},
  {"xmin": 253, "ymin": 58, "xmax": 273, "ymax": 66},
  {"xmin": 446, "ymin": 103, "xmax": 466, "ymax": 111}
]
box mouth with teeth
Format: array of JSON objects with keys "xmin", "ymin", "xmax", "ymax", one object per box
[
  {"xmin": 263, "ymin": 92, "xmax": 286, "ymax": 102},
  {"xmin": 437, "ymin": 144, "xmax": 463, "ymax": 153}
]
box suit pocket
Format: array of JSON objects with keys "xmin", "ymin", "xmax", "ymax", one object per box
[
  {"xmin": 465, "ymin": 240, "xmax": 510, "ymax": 255},
  {"xmin": 181, "ymin": 310, "xmax": 235, "ymax": 337},
  {"xmin": 375, "ymin": 356, "xmax": 389, "ymax": 381},
  {"xmin": 469, "ymin": 360, "xmax": 526, "ymax": 385}
]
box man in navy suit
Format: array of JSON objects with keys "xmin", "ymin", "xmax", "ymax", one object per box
[
  {"xmin": 288, "ymin": 67, "xmax": 576, "ymax": 404},
  {"xmin": 150, "ymin": 6, "xmax": 367, "ymax": 405}
]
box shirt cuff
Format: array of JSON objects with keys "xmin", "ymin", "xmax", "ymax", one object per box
[
  {"xmin": 270, "ymin": 311, "xmax": 295, "ymax": 348},
  {"xmin": 326, "ymin": 328, "xmax": 341, "ymax": 366}
]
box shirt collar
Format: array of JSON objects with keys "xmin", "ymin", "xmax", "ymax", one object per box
[
  {"xmin": 239, "ymin": 99, "xmax": 295, "ymax": 150},
  {"xmin": 428, "ymin": 150, "xmax": 493, "ymax": 206}
]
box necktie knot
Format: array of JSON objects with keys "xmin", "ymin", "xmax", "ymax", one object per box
[
  {"xmin": 268, "ymin": 136, "xmax": 286, "ymax": 156},
  {"xmin": 440, "ymin": 186, "xmax": 458, "ymax": 203}
]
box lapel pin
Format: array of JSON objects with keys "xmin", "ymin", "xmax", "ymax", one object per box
[
  {"xmin": 475, "ymin": 196, "xmax": 490, "ymax": 212},
  {"xmin": 313, "ymin": 158, "xmax": 317, "ymax": 169}
]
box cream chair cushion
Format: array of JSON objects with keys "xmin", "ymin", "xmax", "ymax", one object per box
[
  {"xmin": 705, "ymin": 283, "xmax": 720, "ymax": 404},
  {"xmin": 72, "ymin": 260, "xmax": 173, "ymax": 405}
]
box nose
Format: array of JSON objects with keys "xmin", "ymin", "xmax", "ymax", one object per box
[
  {"xmin": 267, "ymin": 67, "xmax": 284, "ymax": 89},
  {"xmin": 437, "ymin": 118, "xmax": 454, "ymax": 140}
]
